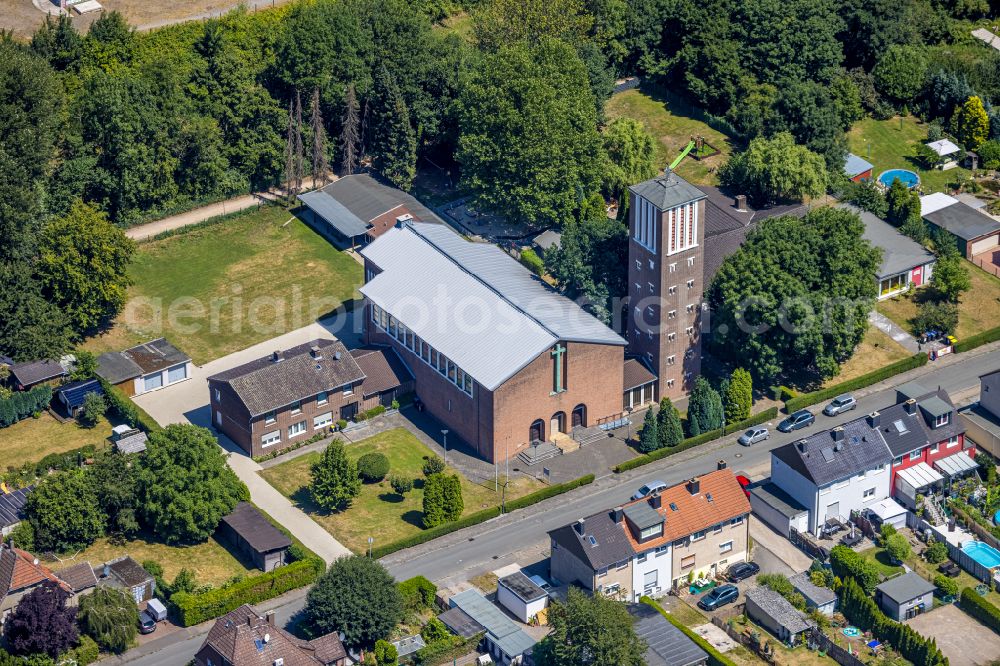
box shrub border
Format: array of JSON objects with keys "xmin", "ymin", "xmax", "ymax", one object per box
[
  {"xmin": 370, "ymin": 474, "xmax": 595, "ymax": 559},
  {"xmin": 960, "ymin": 586, "xmax": 1000, "ymax": 634},
  {"xmin": 640, "ymin": 597, "xmax": 736, "ymax": 666},
  {"xmin": 784, "ymin": 353, "xmax": 928, "ymax": 413},
  {"xmin": 614, "ymin": 408, "xmax": 778, "ymax": 473},
  {"xmin": 955, "ymin": 325, "xmax": 1000, "ymax": 353}
]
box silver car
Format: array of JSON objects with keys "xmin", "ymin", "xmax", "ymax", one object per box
[
  {"xmin": 738, "ymin": 427, "xmax": 769, "ymax": 446},
  {"xmin": 632, "ymin": 480, "xmax": 668, "ymax": 500},
  {"xmin": 823, "ymin": 394, "xmax": 857, "ymax": 416}
]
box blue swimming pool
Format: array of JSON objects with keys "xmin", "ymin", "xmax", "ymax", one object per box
[
  {"xmin": 964, "ymin": 540, "xmax": 1000, "ymax": 569},
  {"xmin": 878, "ymin": 169, "xmax": 920, "ymax": 189}
]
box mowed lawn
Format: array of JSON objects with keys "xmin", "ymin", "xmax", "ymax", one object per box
[
  {"xmin": 605, "ymin": 88, "xmax": 733, "ymax": 186},
  {"xmin": 877, "ymin": 262, "xmax": 1000, "ymax": 338},
  {"xmin": 848, "ymin": 116, "xmax": 971, "ymax": 194},
  {"xmin": 821, "ymin": 326, "xmax": 911, "ymax": 389},
  {"xmin": 260, "ymin": 428, "xmax": 544, "ymax": 554},
  {"xmin": 49, "ymin": 531, "xmax": 253, "ymax": 588},
  {"xmin": 0, "ymin": 413, "xmax": 115, "ymax": 467},
  {"xmin": 83, "ymin": 205, "xmax": 363, "ymax": 365}
]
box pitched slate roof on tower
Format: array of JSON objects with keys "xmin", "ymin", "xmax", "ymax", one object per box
[{"xmin": 629, "ymin": 170, "xmax": 707, "ymax": 211}]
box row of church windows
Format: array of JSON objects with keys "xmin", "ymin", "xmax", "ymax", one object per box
[{"xmin": 370, "ymin": 304, "xmax": 474, "ymax": 397}]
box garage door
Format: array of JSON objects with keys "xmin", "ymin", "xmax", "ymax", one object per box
[
  {"xmin": 971, "ymin": 234, "xmax": 1000, "ymax": 256},
  {"xmin": 167, "ymin": 363, "xmax": 187, "ymax": 383}
]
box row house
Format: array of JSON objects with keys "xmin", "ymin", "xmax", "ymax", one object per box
[{"xmin": 548, "ymin": 469, "xmax": 750, "ymax": 601}]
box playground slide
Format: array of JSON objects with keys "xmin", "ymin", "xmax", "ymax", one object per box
[{"xmin": 670, "ymin": 140, "xmax": 695, "ymax": 170}]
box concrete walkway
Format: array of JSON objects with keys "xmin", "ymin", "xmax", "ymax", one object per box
[
  {"xmin": 126, "ymin": 194, "xmax": 269, "ymax": 242},
  {"xmin": 749, "ymin": 516, "xmax": 812, "ymax": 573},
  {"xmin": 869, "ymin": 309, "xmax": 921, "ymax": 353}
]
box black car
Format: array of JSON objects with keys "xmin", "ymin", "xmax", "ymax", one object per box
[
  {"xmin": 777, "ymin": 409, "xmax": 815, "ymax": 433},
  {"xmin": 697, "ymin": 584, "xmax": 740, "ymax": 611},
  {"xmin": 138, "ymin": 610, "xmax": 157, "ymax": 635},
  {"xmin": 726, "ymin": 561, "xmax": 760, "ymax": 582}
]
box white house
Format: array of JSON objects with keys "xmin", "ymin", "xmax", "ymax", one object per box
[
  {"xmin": 496, "ymin": 572, "xmax": 548, "ymax": 623},
  {"xmin": 769, "ymin": 417, "xmax": 893, "ymax": 536}
]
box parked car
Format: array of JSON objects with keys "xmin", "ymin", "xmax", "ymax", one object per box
[
  {"xmin": 726, "ymin": 561, "xmax": 760, "ymax": 582},
  {"xmin": 735, "ymin": 474, "xmax": 751, "ymax": 498},
  {"xmin": 777, "ymin": 409, "xmax": 815, "ymax": 433},
  {"xmin": 632, "ymin": 480, "xmax": 668, "ymax": 501},
  {"xmin": 823, "ymin": 394, "xmax": 857, "ymax": 416},
  {"xmin": 698, "ymin": 584, "xmax": 740, "ymax": 611},
  {"xmin": 738, "ymin": 427, "xmax": 769, "ymax": 446},
  {"xmin": 138, "ymin": 609, "xmax": 157, "ymax": 635}
]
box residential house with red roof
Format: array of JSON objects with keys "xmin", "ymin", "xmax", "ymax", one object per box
[{"xmin": 0, "ymin": 544, "xmax": 71, "ymax": 622}]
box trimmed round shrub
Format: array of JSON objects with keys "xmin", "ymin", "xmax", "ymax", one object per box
[
  {"xmin": 390, "ymin": 475, "xmax": 413, "ymax": 495},
  {"xmin": 357, "ymin": 452, "xmax": 390, "ymax": 483},
  {"xmin": 422, "ymin": 455, "xmax": 446, "ymax": 476}
]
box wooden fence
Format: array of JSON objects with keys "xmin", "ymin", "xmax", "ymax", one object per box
[{"xmin": 812, "ymin": 631, "xmax": 867, "ymax": 666}]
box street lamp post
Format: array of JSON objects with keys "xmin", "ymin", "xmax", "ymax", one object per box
[
  {"xmin": 441, "ymin": 429, "xmax": 449, "ymax": 465},
  {"xmin": 367, "ymin": 536, "xmax": 374, "ymax": 558}
]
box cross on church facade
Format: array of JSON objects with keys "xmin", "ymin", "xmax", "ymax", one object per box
[{"xmin": 551, "ymin": 343, "xmax": 566, "ymax": 394}]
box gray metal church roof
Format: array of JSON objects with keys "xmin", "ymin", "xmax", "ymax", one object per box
[
  {"xmin": 629, "ymin": 170, "xmax": 706, "ymax": 211},
  {"xmin": 360, "ymin": 223, "xmax": 624, "ymax": 391}
]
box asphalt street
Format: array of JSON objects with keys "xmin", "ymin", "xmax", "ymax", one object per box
[{"xmin": 103, "ymin": 344, "xmax": 1000, "ymax": 666}]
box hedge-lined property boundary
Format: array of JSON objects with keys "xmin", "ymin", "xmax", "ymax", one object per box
[
  {"xmin": 614, "ymin": 407, "xmax": 779, "ymax": 473},
  {"xmin": 170, "ymin": 557, "xmax": 325, "ymax": 626},
  {"xmin": 371, "ymin": 474, "xmax": 595, "ymax": 559},
  {"xmin": 784, "ymin": 353, "xmax": 928, "ymax": 413},
  {"xmin": 99, "ymin": 378, "xmax": 162, "ymax": 433},
  {"xmin": 641, "ymin": 598, "xmax": 736, "ymax": 666},
  {"xmin": 0, "ymin": 385, "xmax": 53, "ymax": 428},
  {"xmin": 955, "ymin": 326, "xmax": 1000, "ymax": 353},
  {"xmin": 960, "ymin": 586, "xmax": 1000, "ymax": 634}
]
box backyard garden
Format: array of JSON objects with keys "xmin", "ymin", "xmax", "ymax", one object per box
[
  {"xmin": 82, "ymin": 203, "xmax": 363, "ymax": 365},
  {"xmin": 259, "ymin": 427, "xmax": 544, "ymax": 554},
  {"xmin": 0, "ymin": 411, "xmax": 117, "ymax": 470}
]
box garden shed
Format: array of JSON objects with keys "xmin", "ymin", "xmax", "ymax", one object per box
[
  {"xmin": 745, "ymin": 586, "xmax": 815, "ymax": 644},
  {"xmin": 875, "ymin": 572, "xmax": 935, "ymax": 621},
  {"xmin": 55, "ymin": 379, "xmax": 104, "ymax": 417},
  {"xmin": 497, "ymin": 571, "xmax": 548, "ymax": 623},
  {"xmin": 789, "ymin": 572, "xmax": 837, "ymax": 616},
  {"xmin": 217, "ymin": 502, "xmax": 291, "ymax": 572}
]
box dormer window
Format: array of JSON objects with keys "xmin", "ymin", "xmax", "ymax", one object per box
[
  {"xmin": 640, "ymin": 524, "xmax": 663, "ymax": 540},
  {"xmin": 935, "ymin": 413, "xmax": 950, "ymax": 427}
]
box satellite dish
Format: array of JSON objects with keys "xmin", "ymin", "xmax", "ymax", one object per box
[{"xmin": 264, "ymin": 633, "xmax": 271, "ymax": 643}]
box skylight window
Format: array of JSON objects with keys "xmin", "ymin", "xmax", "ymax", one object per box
[
  {"xmin": 588, "ymin": 535, "xmax": 598, "ymax": 547},
  {"xmin": 893, "ymin": 420, "xmax": 908, "ymax": 434},
  {"xmin": 669, "ymin": 502, "xmax": 678, "ymax": 511}
]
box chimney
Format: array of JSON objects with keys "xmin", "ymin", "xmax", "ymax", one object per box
[
  {"xmin": 717, "ymin": 459, "xmax": 728, "ymax": 471},
  {"xmin": 905, "ymin": 398, "xmax": 917, "ymax": 415},
  {"xmin": 271, "ymin": 350, "xmax": 282, "ymax": 363},
  {"xmin": 649, "ymin": 492, "xmax": 662, "ymax": 509},
  {"xmin": 797, "ymin": 439, "xmax": 809, "ymax": 453},
  {"xmin": 310, "ymin": 346, "xmax": 323, "ymax": 360},
  {"xmin": 395, "ymin": 213, "xmax": 414, "ymax": 228},
  {"xmin": 832, "ymin": 427, "xmax": 845, "ymax": 442},
  {"xmin": 265, "ymin": 610, "xmax": 276, "ymax": 627},
  {"xmin": 735, "ymin": 194, "xmax": 748, "ymax": 211},
  {"xmin": 574, "ymin": 519, "xmax": 585, "ymax": 535},
  {"xmin": 612, "ymin": 507, "xmax": 623, "ymax": 524},
  {"xmin": 686, "ymin": 478, "xmax": 700, "ymax": 495},
  {"xmin": 868, "ymin": 411, "xmax": 880, "ymax": 428},
  {"xmin": 248, "ymin": 614, "xmax": 254, "ymax": 627},
  {"xmin": 334, "ymin": 351, "xmax": 342, "ymax": 361}
]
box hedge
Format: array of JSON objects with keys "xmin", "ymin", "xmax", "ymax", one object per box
[
  {"xmin": 99, "ymin": 378, "xmax": 162, "ymax": 433},
  {"xmin": 955, "ymin": 325, "xmax": 1000, "ymax": 353},
  {"xmin": 170, "ymin": 557, "xmax": 324, "ymax": 626},
  {"xmin": 960, "ymin": 586, "xmax": 1000, "ymax": 634},
  {"xmin": 371, "ymin": 474, "xmax": 595, "ymax": 558},
  {"xmin": 614, "ymin": 407, "xmax": 778, "ymax": 473},
  {"xmin": 411, "ymin": 633, "xmax": 482, "ymax": 666},
  {"xmin": 399, "ymin": 575, "xmax": 437, "ymax": 611},
  {"xmin": 784, "ymin": 353, "xmax": 928, "ymax": 413},
  {"xmin": 641, "ymin": 598, "xmax": 736, "ymax": 666},
  {"xmin": 0, "ymin": 384, "xmax": 52, "ymax": 428}
]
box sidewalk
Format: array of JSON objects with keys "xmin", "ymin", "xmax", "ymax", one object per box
[{"xmin": 869, "ymin": 309, "xmax": 921, "ymax": 354}]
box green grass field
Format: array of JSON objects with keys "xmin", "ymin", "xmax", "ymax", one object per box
[
  {"xmin": 259, "ymin": 428, "xmax": 543, "ymax": 554},
  {"xmin": 848, "ymin": 116, "xmax": 972, "ymax": 194},
  {"xmin": 876, "ymin": 261, "xmax": 1000, "ymax": 339},
  {"xmin": 605, "ymin": 88, "xmax": 734, "ymax": 186},
  {"xmin": 0, "ymin": 413, "xmax": 116, "ymax": 468},
  {"xmin": 82, "ymin": 205, "xmax": 363, "ymax": 365},
  {"xmin": 819, "ymin": 326, "xmax": 910, "ymax": 390}
]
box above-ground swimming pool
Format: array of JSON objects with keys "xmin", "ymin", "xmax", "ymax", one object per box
[
  {"xmin": 878, "ymin": 168, "xmax": 920, "ymax": 189},
  {"xmin": 964, "ymin": 540, "xmax": 1000, "ymax": 569}
]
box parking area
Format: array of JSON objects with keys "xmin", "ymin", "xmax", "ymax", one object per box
[{"xmin": 908, "ymin": 604, "xmax": 1000, "ymax": 666}]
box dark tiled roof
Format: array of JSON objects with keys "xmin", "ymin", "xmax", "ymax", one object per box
[
  {"xmin": 123, "ymin": 338, "xmax": 190, "ymax": 375},
  {"xmin": 96, "ymin": 351, "xmax": 143, "ymax": 384},
  {"xmin": 772, "ymin": 419, "xmax": 892, "ymax": 486},
  {"xmin": 548, "ymin": 508, "xmax": 636, "ymax": 571},
  {"xmin": 108, "ymin": 557, "xmax": 152, "ymax": 588},
  {"xmin": 876, "ymin": 572, "xmax": 935, "ymax": 602},
  {"xmin": 55, "ymin": 562, "xmax": 98, "ymax": 592},
  {"xmin": 438, "ymin": 607, "xmax": 485, "ymax": 638},
  {"xmin": 308, "ymin": 633, "xmax": 347, "ymax": 663},
  {"xmin": 498, "ymin": 571, "xmax": 547, "ymax": 603},
  {"xmin": 875, "ymin": 402, "xmax": 929, "ymax": 458},
  {"xmin": 220, "ymin": 502, "xmax": 292, "ymax": 554},
  {"xmin": 924, "ymin": 202, "xmax": 1000, "ymax": 241},
  {"xmin": 0, "ymin": 486, "xmax": 32, "ymax": 530},
  {"xmin": 317, "ymin": 173, "xmax": 444, "ymax": 227},
  {"xmin": 9, "ymin": 359, "xmax": 66, "ymax": 386},
  {"xmin": 630, "ymin": 171, "xmax": 706, "ymax": 211},
  {"xmin": 630, "ymin": 603, "xmax": 708, "ymax": 666},
  {"xmin": 208, "ymin": 339, "xmax": 365, "ymax": 417},
  {"xmin": 749, "ymin": 482, "xmax": 807, "ymax": 519},
  {"xmin": 623, "ymin": 358, "xmax": 657, "ymax": 391},
  {"xmin": 201, "ymin": 604, "xmax": 332, "ymax": 666},
  {"xmin": 350, "ymin": 347, "xmax": 413, "ymax": 398}
]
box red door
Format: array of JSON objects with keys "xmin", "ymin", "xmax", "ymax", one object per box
[{"xmin": 911, "ymin": 267, "xmax": 922, "ymax": 286}]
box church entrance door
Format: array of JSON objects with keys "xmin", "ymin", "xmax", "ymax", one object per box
[
  {"xmin": 572, "ymin": 404, "xmax": 586, "ymax": 428},
  {"xmin": 550, "ymin": 412, "xmax": 566, "ymax": 435}
]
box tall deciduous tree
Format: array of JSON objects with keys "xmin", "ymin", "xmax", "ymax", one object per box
[
  {"xmin": 472, "ymin": 0, "xmax": 593, "ymax": 51},
  {"xmin": 36, "ymin": 201, "xmax": 135, "ymax": 335},
  {"xmin": 2, "ymin": 582, "xmax": 78, "ymax": 658},
  {"xmin": 532, "ymin": 588, "xmax": 646, "ymax": 666},
  {"xmin": 932, "ymin": 249, "xmax": 971, "ymax": 303},
  {"xmin": 872, "ymin": 44, "xmax": 927, "ymax": 104},
  {"xmin": 310, "ymin": 440, "xmax": 361, "ymax": 511},
  {"xmin": 458, "ymin": 38, "xmax": 604, "ymax": 227},
  {"xmin": 719, "ymin": 132, "xmax": 827, "ymax": 205},
  {"xmin": 370, "ymin": 66, "xmax": 417, "ymax": 190},
  {"xmin": 88, "ymin": 450, "xmax": 140, "ymax": 539},
  {"xmin": 306, "ymin": 555, "xmax": 404, "ymax": 648},
  {"xmin": 0, "ymin": 264, "xmax": 73, "ymax": 362},
  {"xmin": 78, "ymin": 586, "xmax": 139, "ymax": 653},
  {"xmin": 724, "ymin": 368, "xmax": 753, "ymax": 423},
  {"xmin": 656, "ymin": 398, "xmax": 684, "ymax": 448},
  {"xmin": 602, "ymin": 118, "xmax": 658, "ymax": 205},
  {"xmin": 687, "ymin": 377, "xmax": 724, "ymax": 436},
  {"xmin": 137, "ymin": 424, "xmax": 248, "ymax": 544},
  {"xmin": 27, "ymin": 469, "xmax": 105, "ymax": 552}
]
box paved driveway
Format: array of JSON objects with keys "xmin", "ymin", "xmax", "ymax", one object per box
[
  {"xmin": 908, "ymin": 604, "xmax": 1000, "ymax": 666},
  {"xmin": 749, "ymin": 516, "xmax": 812, "ymax": 573},
  {"xmin": 132, "ymin": 314, "xmax": 360, "ymax": 564}
]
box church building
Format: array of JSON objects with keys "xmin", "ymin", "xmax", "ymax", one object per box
[{"xmin": 359, "ymin": 221, "xmax": 628, "ymax": 463}]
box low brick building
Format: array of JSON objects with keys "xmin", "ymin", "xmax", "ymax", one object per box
[{"xmin": 360, "ymin": 221, "xmax": 628, "ymax": 463}]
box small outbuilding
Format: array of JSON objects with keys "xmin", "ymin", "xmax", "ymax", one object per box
[
  {"xmin": 56, "ymin": 379, "xmax": 104, "ymax": 417},
  {"xmin": 745, "ymin": 586, "xmax": 815, "ymax": 645},
  {"xmin": 8, "ymin": 358, "xmax": 68, "ymax": 391},
  {"xmin": 748, "ymin": 481, "xmax": 809, "ymax": 538},
  {"xmin": 103, "ymin": 557, "xmax": 156, "ymax": 603},
  {"xmin": 789, "ymin": 572, "xmax": 837, "ymax": 616},
  {"xmin": 531, "ymin": 230, "xmax": 562, "ymax": 253},
  {"xmin": 925, "ymin": 139, "xmax": 962, "ymax": 169},
  {"xmin": 862, "ymin": 497, "xmax": 908, "ymax": 531},
  {"xmin": 844, "ymin": 153, "xmax": 874, "ymax": 183},
  {"xmin": 449, "ymin": 589, "xmax": 537, "ymax": 666},
  {"xmin": 629, "ymin": 603, "xmax": 708, "ymax": 666},
  {"xmin": 875, "ymin": 572, "xmax": 935, "ymax": 621},
  {"xmin": 496, "ymin": 571, "xmax": 548, "ymax": 623},
  {"xmin": 111, "ymin": 424, "xmax": 148, "ymax": 455},
  {"xmin": 217, "ymin": 502, "xmax": 291, "ymax": 572},
  {"xmin": 920, "ymin": 196, "xmax": 1000, "ymax": 259},
  {"xmin": 96, "ymin": 338, "xmax": 191, "ymax": 397}
]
